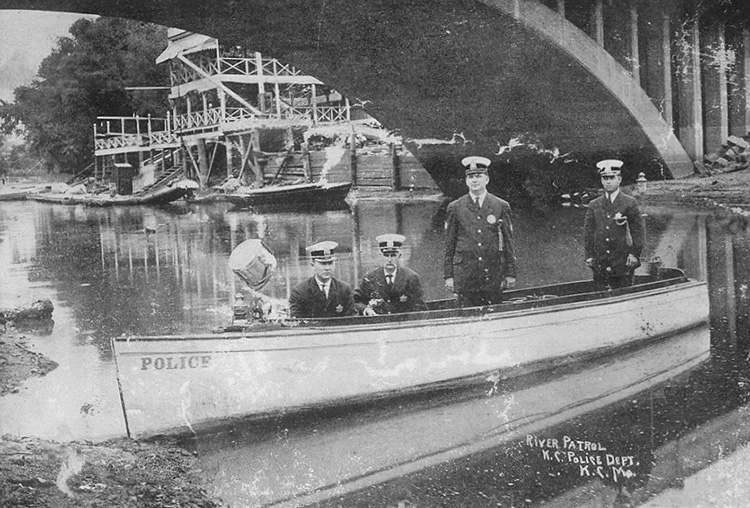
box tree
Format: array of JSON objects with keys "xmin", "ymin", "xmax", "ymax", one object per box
[{"xmin": 0, "ymin": 18, "xmax": 169, "ymax": 173}]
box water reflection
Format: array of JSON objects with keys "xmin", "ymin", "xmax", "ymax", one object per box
[
  {"xmin": 190, "ymin": 324, "xmax": 711, "ymax": 508},
  {"xmin": 0, "ymin": 200, "xmax": 749, "ymax": 505}
]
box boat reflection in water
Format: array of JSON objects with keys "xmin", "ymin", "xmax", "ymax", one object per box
[{"xmin": 188, "ymin": 324, "xmax": 710, "ymax": 508}]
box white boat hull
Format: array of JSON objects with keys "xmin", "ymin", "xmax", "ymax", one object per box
[{"xmin": 113, "ymin": 278, "xmax": 709, "ymax": 438}]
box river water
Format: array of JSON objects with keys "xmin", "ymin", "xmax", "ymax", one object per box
[{"xmin": 0, "ymin": 198, "xmax": 748, "ymax": 506}]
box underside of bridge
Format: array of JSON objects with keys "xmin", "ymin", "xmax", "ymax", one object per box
[{"xmin": 0, "ymin": 0, "xmax": 723, "ymax": 198}]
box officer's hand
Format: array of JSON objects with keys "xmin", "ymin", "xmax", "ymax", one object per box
[
  {"xmin": 585, "ymin": 257, "xmax": 594, "ymax": 267},
  {"xmin": 444, "ymin": 278, "xmax": 454, "ymax": 292},
  {"xmin": 363, "ymin": 306, "xmax": 377, "ymax": 316},
  {"xmin": 503, "ymin": 276, "xmax": 516, "ymax": 290},
  {"xmin": 626, "ymin": 254, "xmax": 639, "ymax": 268}
]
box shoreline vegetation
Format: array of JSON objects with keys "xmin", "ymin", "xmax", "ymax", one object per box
[{"xmin": 1, "ymin": 169, "xmax": 749, "ymax": 506}]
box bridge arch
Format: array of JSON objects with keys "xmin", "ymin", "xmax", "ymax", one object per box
[
  {"xmin": 2, "ymin": 0, "xmax": 743, "ymax": 195},
  {"xmin": 481, "ymin": 0, "xmax": 692, "ymax": 177}
]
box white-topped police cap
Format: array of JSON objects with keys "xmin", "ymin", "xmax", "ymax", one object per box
[
  {"xmin": 306, "ymin": 240, "xmax": 338, "ymax": 261},
  {"xmin": 376, "ymin": 233, "xmax": 406, "ymax": 252},
  {"xmin": 596, "ymin": 159, "xmax": 624, "ymax": 176},
  {"xmin": 462, "ymin": 156, "xmax": 491, "ymax": 175}
]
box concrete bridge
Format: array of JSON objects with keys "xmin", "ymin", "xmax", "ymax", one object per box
[{"xmin": 2, "ymin": 0, "xmax": 749, "ymax": 196}]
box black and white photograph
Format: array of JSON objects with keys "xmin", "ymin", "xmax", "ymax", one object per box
[{"xmin": 1, "ymin": 1, "xmax": 750, "ymax": 507}]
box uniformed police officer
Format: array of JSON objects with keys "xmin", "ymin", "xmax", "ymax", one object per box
[
  {"xmin": 584, "ymin": 159, "xmax": 644, "ymax": 290},
  {"xmin": 444, "ymin": 156, "xmax": 517, "ymax": 307},
  {"xmin": 289, "ymin": 241, "xmax": 356, "ymax": 318},
  {"xmin": 354, "ymin": 233, "xmax": 426, "ymax": 315}
]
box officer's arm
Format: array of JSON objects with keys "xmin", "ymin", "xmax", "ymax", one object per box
[
  {"xmin": 353, "ymin": 278, "xmax": 372, "ymax": 315},
  {"xmin": 443, "ymin": 204, "xmax": 458, "ymax": 280},
  {"xmin": 627, "ymin": 202, "xmax": 645, "ymax": 257},
  {"xmin": 583, "ymin": 205, "xmax": 596, "ymax": 260},
  {"xmin": 343, "ymin": 285, "xmax": 357, "ymax": 316},
  {"xmin": 288, "ymin": 287, "xmax": 304, "ymax": 318},
  {"xmin": 501, "ymin": 204, "xmax": 517, "ymax": 278}
]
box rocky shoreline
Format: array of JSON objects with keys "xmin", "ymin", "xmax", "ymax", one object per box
[{"xmin": 1, "ymin": 170, "xmax": 747, "ymax": 507}]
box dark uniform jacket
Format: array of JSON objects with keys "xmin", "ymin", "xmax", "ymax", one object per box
[
  {"xmin": 289, "ymin": 276, "xmax": 356, "ymax": 319},
  {"xmin": 584, "ymin": 191, "xmax": 644, "ymax": 277},
  {"xmin": 444, "ymin": 193, "xmax": 517, "ymax": 294},
  {"xmin": 354, "ymin": 266, "xmax": 426, "ymax": 314}
]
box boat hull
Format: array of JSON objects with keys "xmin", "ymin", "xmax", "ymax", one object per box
[
  {"xmin": 222, "ymin": 181, "xmax": 351, "ymax": 209},
  {"xmin": 28, "ymin": 180, "xmax": 194, "ymax": 207},
  {"xmin": 113, "ymin": 274, "xmax": 709, "ymax": 438},
  {"xmin": 0, "ymin": 190, "xmax": 30, "ymax": 201}
]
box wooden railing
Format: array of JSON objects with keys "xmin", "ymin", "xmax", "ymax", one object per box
[
  {"xmin": 172, "ymin": 109, "xmax": 224, "ymax": 131},
  {"xmin": 170, "ymin": 53, "xmax": 319, "ymax": 86},
  {"xmin": 95, "ymin": 134, "xmax": 142, "ymax": 151},
  {"xmin": 95, "ymin": 101, "xmax": 352, "ymax": 154}
]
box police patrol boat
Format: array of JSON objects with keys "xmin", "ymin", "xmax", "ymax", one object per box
[{"xmin": 111, "ymin": 241, "xmax": 709, "ymax": 439}]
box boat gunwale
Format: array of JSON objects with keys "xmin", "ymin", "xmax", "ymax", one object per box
[{"xmin": 114, "ymin": 272, "xmax": 707, "ymax": 343}]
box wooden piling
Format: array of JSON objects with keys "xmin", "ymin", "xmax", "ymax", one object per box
[{"xmin": 391, "ymin": 143, "xmax": 401, "ymax": 190}]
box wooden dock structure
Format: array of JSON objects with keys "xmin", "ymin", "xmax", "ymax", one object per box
[{"xmin": 91, "ymin": 29, "xmax": 437, "ymax": 195}]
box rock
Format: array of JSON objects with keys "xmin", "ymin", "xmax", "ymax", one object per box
[
  {"xmin": 693, "ymin": 161, "xmax": 710, "ymax": 175},
  {"xmin": 727, "ymin": 135, "xmax": 750, "ymax": 150},
  {"xmin": 724, "ymin": 147, "xmax": 740, "ymax": 160},
  {"xmin": 0, "ymin": 299, "xmax": 54, "ymax": 324}
]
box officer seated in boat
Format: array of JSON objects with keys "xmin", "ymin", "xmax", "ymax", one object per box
[
  {"xmin": 289, "ymin": 240, "xmax": 356, "ymax": 318},
  {"xmin": 354, "ymin": 234, "xmax": 426, "ymax": 316},
  {"xmin": 583, "ymin": 159, "xmax": 645, "ymax": 290}
]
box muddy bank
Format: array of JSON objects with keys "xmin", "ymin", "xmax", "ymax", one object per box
[
  {"xmin": 1, "ymin": 323, "xmax": 223, "ymax": 507},
  {"xmin": 0, "ymin": 329, "xmax": 58, "ymax": 398},
  {"xmin": 1, "ymin": 300, "xmax": 57, "ymax": 396},
  {"xmin": 0, "ymin": 435, "xmax": 221, "ymax": 507}
]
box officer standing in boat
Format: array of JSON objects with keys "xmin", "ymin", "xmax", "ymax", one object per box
[
  {"xmin": 289, "ymin": 241, "xmax": 356, "ymax": 318},
  {"xmin": 444, "ymin": 156, "xmax": 517, "ymax": 306},
  {"xmin": 584, "ymin": 159, "xmax": 644, "ymax": 290},
  {"xmin": 354, "ymin": 233, "xmax": 426, "ymax": 315}
]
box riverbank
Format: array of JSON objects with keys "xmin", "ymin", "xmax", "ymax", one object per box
[{"xmin": 0, "ymin": 326, "xmax": 222, "ymax": 507}]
